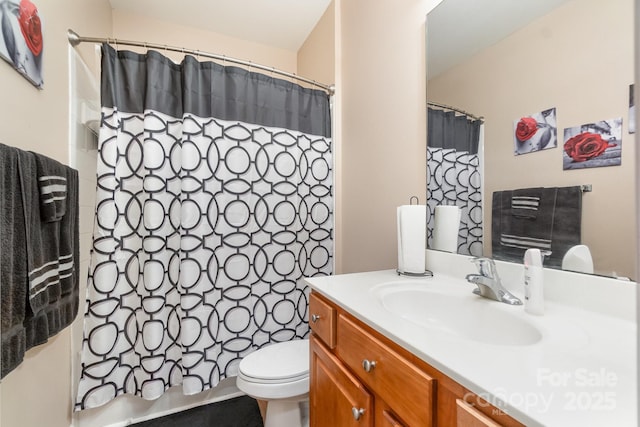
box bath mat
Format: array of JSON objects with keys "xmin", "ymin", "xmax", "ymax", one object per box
[{"xmin": 130, "ymin": 395, "xmax": 263, "ymax": 427}]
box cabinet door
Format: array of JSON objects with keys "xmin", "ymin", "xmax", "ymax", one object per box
[
  {"xmin": 456, "ymin": 399, "xmax": 503, "ymax": 427},
  {"xmin": 311, "ymin": 335, "xmax": 373, "ymax": 427}
]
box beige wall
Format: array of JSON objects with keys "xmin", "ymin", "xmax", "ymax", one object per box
[
  {"xmin": 428, "ymin": 0, "xmax": 636, "ymax": 278},
  {"xmin": 0, "ymin": 2, "xmax": 112, "ymax": 427},
  {"xmin": 338, "ymin": 0, "xmax": 442, "ymax": 273},
  {"xmin": 297, "ymin": 1, "xmax": 335, "ymax": 86},
  {"xmin": 111, "ymin": 9, "xmax": 297, "ymax": 73},
  {"xmin": 297, "ymin": 1, "xmax": 340, "ymax": 271}
]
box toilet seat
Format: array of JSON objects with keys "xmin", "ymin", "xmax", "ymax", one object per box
[
  {"xmin": 237, "ymin": 339, "xmax": 310, "ymax": 400},
  {"xmin": 238, "ymin": 339, "xmax": 309, "ymax": 384}
]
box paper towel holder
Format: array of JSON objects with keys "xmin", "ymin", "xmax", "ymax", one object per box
[
  {"xmin": 397, "ymin": 196, "xmax": 433, "ymax": 277},
  {"xmin": 396, "ymin": 269, "xmax": 433, "ymax": 277}
]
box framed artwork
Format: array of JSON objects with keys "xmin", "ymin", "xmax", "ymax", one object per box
[
  {"xmin": 513, "ymin": 107, "xmax": 557, "ymax": 155},
  {"xmin": 629, "ymin": 84, "xmax": 635, "ymax": 134},
  {"xmin": 563, "ymin": 118, "xmax": 622, "ymax": 170},
  {"xmin": 0, "ymin": 0, "xmax": 43, "ymax": 88}
]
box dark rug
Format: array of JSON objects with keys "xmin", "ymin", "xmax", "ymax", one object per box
[{"xmin": 130, "ymin": 395, "xmax": 263, "ymax": 427}]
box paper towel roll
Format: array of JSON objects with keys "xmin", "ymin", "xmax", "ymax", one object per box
[
  {"xmin": 432, "ymin": 205, "xmax": 460, "ymax": 253},
  {"xmin": 397, "ymin": 205, "xmax": 426, "ymax": 274}
]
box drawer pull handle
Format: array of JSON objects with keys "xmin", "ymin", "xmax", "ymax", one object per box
[
  {"xmin": 351, "ymin": 407, "xmax": 365, "ymax": 421},
  {"xmin": 362, "ymin": 359, "xmax": 377, "ymax": 372},
  {"xmin": 311, "ymin": 314, "xmax": 321, "ymax": 323}
]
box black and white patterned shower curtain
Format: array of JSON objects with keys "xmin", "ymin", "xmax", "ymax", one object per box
[
  {"xmin": 426, "ymin": 108, "xmax": 482, "ymax": 256},
  {"xmin": 75, "ymin": 45, "xmax": 333, "ymax": 410}
]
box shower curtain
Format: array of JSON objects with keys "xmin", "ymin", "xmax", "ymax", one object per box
[
  {"xmin": 426, "ymin": 108, "xmax": 482, "ymax": 256},
  {"xmin": 75, "ymin": 45, "xmax": 333, "ymax": 410}
]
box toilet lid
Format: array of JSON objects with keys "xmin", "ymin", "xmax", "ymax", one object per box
[{"xmin": 239, "ymin": 339, "xmax": 309, "ymax": 382}]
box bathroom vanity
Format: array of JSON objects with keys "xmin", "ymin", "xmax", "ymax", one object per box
[
  {"xmin": 309, "ymin": 291, "xmax": 521, "ymax": 426},
  {"xmin": 306, "ymin": 251, "xmax": 637, "ymax": 427}
]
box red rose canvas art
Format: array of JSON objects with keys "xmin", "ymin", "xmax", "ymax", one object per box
[
  {"xmin": 562, "ymin": 119, "xmax": 622, "ymax": 170},
  {"xmin": 0, "ymin": 0, "xmax": 43, "ymax": 88},
  {"xmin": 513, "ymin": 107, "xmax": 557, "ymax": 155}
]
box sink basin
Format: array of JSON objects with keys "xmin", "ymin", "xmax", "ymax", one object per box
[{"xmin": 374, "ymin": 282, "xmax": 543, "ymax": 346}]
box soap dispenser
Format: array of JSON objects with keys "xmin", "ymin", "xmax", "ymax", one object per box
[{"xmin": 524, "ymin": 248, "xmax": 544, "ymax": 315}]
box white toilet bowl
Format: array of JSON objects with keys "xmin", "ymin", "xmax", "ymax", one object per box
[{"xmin": 236, "ymin": 339, "xmax": 310, "ymax": 427}]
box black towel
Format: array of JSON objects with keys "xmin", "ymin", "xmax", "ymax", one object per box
[
  {"xmin": 549, "ymin": 186, "xmax": 582, "ymax": 266},
  {"xmin": 492, "ymin": 186, "xmax": 582, "ymax": 268},
  {"xmin": 23, "ymin": 151, "xmax": 80, "ymax": 346},
  {"xmin": 31, "ymin": 152, "xmax": 68, "ymax": 222},
  {"xmin": 1, "ymin": 143, "xmax": 28, "ymax": 379},
  {"xmin": 0, "ymin": 144, "xmax": 80, "ymax": 379},
  {"xmin": 25, "ymin": 152, "xmax": 77, "ymax": 316}
]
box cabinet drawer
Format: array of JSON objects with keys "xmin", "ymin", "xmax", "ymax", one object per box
[
  {"xmin": 309, "ymin": 292, "xmax": 336, "ymax": 348},
  {"xmin": 456, "ymin": 399, "xmax": 503, "ymax": 427},
  {"xmin": 337, "ymin": 314, "xmax": 435, "ymax": 427}
]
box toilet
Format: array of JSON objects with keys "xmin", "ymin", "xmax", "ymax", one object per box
[{"xmin": 236, "ymin": 339, "xmax": 310, "ymax": 427}]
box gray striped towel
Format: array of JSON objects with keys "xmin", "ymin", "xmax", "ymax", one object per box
[
  {"xmin": 31, "ymin": 152, "xmax": 67, "ymax": 222},
  {"xmin": 24, "ymin": 152, "xmax": 78, "ymax": 316},
  {"xmin": 500, "ymin": 233, "xmax": 551, "ymax": 251},
  {"xmin": 511, "ymin": 188, "xmax": 542, "ymax": 219}
]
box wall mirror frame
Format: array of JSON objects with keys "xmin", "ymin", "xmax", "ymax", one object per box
[{"xmin": 425, "ymin": 0, "xmax": 636, "ymax": 280}]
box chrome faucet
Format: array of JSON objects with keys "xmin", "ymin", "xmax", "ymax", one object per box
[{"xmin": 465, "ymin": 257, "xmax": 522, "ymax": 305}]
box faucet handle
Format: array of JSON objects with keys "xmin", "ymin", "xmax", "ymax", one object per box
[{"xmin": 470, "ymin": 257, "xmax": 497, "ymax": 276}]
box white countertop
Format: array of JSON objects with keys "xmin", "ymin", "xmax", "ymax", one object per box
[{"xmin": 305, "ymin": 264, "xmax": 637, "ymax": 427}]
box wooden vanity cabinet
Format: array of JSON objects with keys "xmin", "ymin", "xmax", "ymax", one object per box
[{"xmin": 309, "ymin": 291, "xmax": 525, "ymax": 427}]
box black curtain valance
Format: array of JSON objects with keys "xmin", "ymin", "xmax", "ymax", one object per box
[{"xmin": 101, "ymin": 44, "xmax": 331, "ymax": 137}]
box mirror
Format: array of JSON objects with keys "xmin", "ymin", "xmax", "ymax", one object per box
[{"xmin": 426, "ymin": 0, "xmax": 636, "ymax": 279}]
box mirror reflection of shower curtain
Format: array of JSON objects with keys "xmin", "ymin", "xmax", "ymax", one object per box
[
  {"xmin": 75, "ymin": 44, "xmax": 333, "ymax": 410},
  {"xmin": 427, "ymin": 108, "xmax": 482, "ymax": 256}
]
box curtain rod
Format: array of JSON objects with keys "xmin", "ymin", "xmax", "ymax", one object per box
[
  {"xmin": 428, "ymin": 101, "xmax": 484, "ymax": 123},
  {"xmin": 67, "ymin": 29, "xmax": 335, "ymax": 96}
]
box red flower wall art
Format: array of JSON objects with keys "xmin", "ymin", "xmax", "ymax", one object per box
[
  {"xmin": 563, "ymin": 118, "xmax": 622, "ymax": 170},
  {"xmin": 513, "ymin": 107, "xmax": 557, "ymax": 155},
  {"xmin": 0, "ymin": 0, "xmax": 43, "ymax": 88}
]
